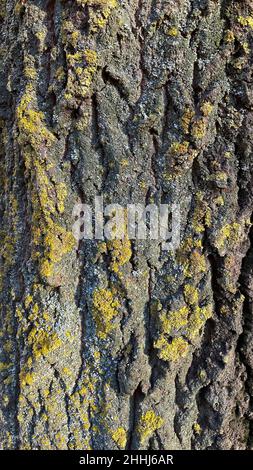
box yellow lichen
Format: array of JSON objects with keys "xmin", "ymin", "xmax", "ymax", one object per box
[
  {"xmin": 0, "ymin": 231, "xmax": 15, "ymax": 267},
  {"xmin": 65, "ymin": 49, "xmax": 98, "ymax": 103},
  {"xmin": 182, "ymin": 248, "xmax": 207, "ymax": 278},
  {"xmin": 154, "ymin": 336, "xmax": 189, "ymax": 362},
  {"xmin": 17, "ymin": 85, "xmax": 55, "ymax": 149},
  {"xmin": 176, "ymin": 237, "xmax": 206, "ymax": 278},
  {"xmin": 93, "ymin": 288, "xmax": 120, "ymax": 338},
  {"xmin": 112, "ymin": 427, "xmax": 127, "ymax": 449},
  {"xmin": 0, "ymin": 362, "xmax": 13, "ymax": 372},
  {"xmin": 220, "ymin": 305, "xmax": 230, "ymax": 316},
  {"xmin": 27, "ymin": 303, "xmax": 39, "ymax": 322},
  {"xmin": 16, "ymin": 83, "xmax": 75, "ymax": 282},
  {"xmin": 225, "ymin": 30, "xmax": 235, "ymax": 42},
  {"xmin": 159, "ymin": 306, "xmax": 189, "ymax": 335},
  {"xmin": 0, "ymin": 0, "xmax": 6, "ymax": 19},
  {"xmin": 71, "ymin": 31, "xmax": 81, "ymax": 48},
  {"xmin": 24, "ymin": 66, "xmax": 37, "ymax": 81},
  {"xmin": 20, "ymin": 371, "xmax": 34, "ymax": 387},
  {"xmin": 238, "ymin": 16, "xmax": 253, "ymax": 29},
  {"xmin": 224, "ymin": 151, "xmax": 232, "ymax": 159},
  {"xmin": 36, "ymin": 30, "xmax": 47, "ymax": 45},
  {"xmin": 184, "ymin": 284, "xmax": 199, "ymax": 306},
  {"xmin": 77, "ymin": 0, "xmax": 118, "ymax": 32},
  {"xmin": 40, "ymin": 225, "xmax": 76, "ymax": 279},
  {"xmin": 201, "ymin": 101, "xmax": 214, "ymax": 117},
  {"xmin": 192, "ymin": 193, "xmax": 212, "ymax": 234},
  {"xmin": 182, "ymin": 108, "xmax": 194, "ymax": 133},
  {"xmin": 56, "ymin": 182, "xmax": 68, "ymax": 214},
  {"xmin": 166, "ymin": 27, "xmax": 178, "ymax": 37},
  {"xmin": 242, "ymin": 42, "xmax": 250, "ymax": 54},
  {"xmin": 212, "ymin": 171, "xmax": 228, "ymax": 182},
  {"xmin": 105, "ymin": 210, "xmax": 132, "ymax": 275},
  {"xmin": 107, "ymin": 237, "xmax": 132, "ymax": 274},
  {"xmin": 214, "ymin": 195, "xmax": 224, "ymax": 206},
  {"xmin": 28, "ymin": 329, "xmax": 62, "ymax": 360},
  {"xmin": 170, "ymin": 141, "xmax": 189, "ymax": 155},
  {"xmin": 121, "ymin": 158, "xmax": 129, "ymax": 167},
  {"xmin": 192, "ymin": 119, "xmax": 207, "ymax": 139},
  {"xmin": 55, "ymin": 66, "xmax": 65, "ymax": 82},
  {"xmin": 137, "ymin": 410, "xmax": 164, "ymax": 444},
  {"xmin": 55, "ymin": 432, "xmax": 66, "ymax": 450},
  {"xmin": 186, "ymin": 305, "xmax": 212, "ymax": 341},
  {"xmin": 24, "ymin": 295, "xmax": 33, "ymax": 309},
  {"xmin": 154, "ymin": 282, "xmax": 212, "ymax": 362},
  {"xmin": 193, "ymin": 423, "xmax": 202, "ymax": 434},
  {"xmin": 215, "ymin": 222, "xmax": 242, "ymax": 252}
]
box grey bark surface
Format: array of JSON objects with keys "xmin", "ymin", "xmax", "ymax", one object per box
[{"xmin": 0, "ymin": 0, "xmax": 253, "ymax": 450}]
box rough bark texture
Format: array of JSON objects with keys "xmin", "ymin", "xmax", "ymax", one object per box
[{"xmin": 0, "ymin": 0, "xmax": 253, "ymax": 450}]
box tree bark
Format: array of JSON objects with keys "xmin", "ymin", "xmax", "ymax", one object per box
[{"xmin": 0, "ymin": 0, "xmax": 253, "ymax": 450}]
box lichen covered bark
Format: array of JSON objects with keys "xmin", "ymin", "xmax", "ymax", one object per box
[{"xmin": 0, "ymin": 0, "xmax": 253, "ymax": 450}]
